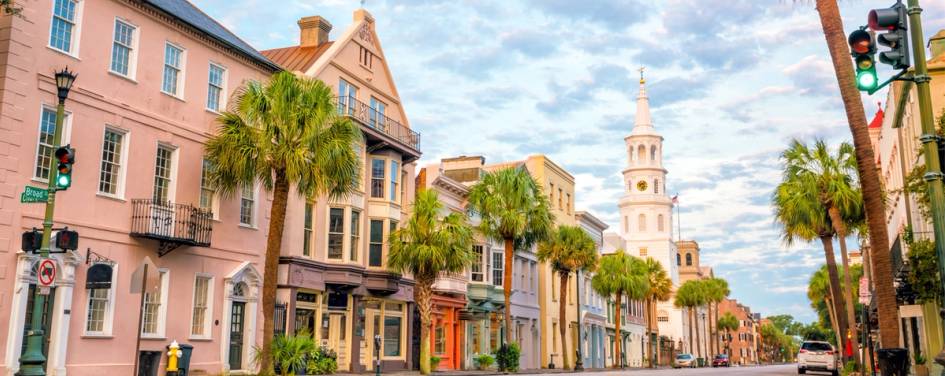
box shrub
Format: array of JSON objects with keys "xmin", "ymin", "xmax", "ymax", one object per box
[
  {"xmin": 430, "ymin": 356, "xmax": 441, "ymax": 370},
  {"xmin": 307, "ymin": 345, "xmax": 338, "ymax": 375},
  {"xmin": 841, "ymin": 360, "xmax": 858, "ymax": 376},
  {"xmin": 474, "ymin": 353, "xmax": 495, "ymax": 370},
  {"xmin": 496, "ymin": 343, "xmax": 521, "ymax": 372},
  {"xmin": 254, "ymin": 332, "xmax": 315, "ymax": 376}
]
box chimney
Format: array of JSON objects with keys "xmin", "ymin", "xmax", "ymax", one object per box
[
  {"xmin": 298, "ymin": 16, "xmax": 332, "ymax": 48},
  {"xmin": 930, "ymin": 30, "xmax": 945, "ymax": 59}
]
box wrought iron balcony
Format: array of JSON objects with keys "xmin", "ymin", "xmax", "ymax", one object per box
[
  {"xmin": 130, "ymin": 199, "xmax": 212, "ymax": 256},
  {"xmin": 336, "ymin": 96, "xmax": 421, "ymax": 162}
]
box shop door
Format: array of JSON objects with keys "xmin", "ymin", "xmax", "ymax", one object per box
[
  {"xmin": 229, "ymin": 301, "xmax": 246, "ymax": 370},
  {"xmin": 323, "ymin": 312, "xmax": 348, "ymax": 370},
  {"xmin": 20, "ymin": 285, "xmax": 55, "ymax": 371}
]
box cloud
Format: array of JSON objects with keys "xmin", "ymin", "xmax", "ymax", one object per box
[{"xmin": 527, "ymin": 0, "xmax": 649, "ymax": 30}]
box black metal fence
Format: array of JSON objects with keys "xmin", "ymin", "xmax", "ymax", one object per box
[
  {"xmin": 130, "ymin": 199, "xmax": 212, "ymax": 246},
  {"xmin": 336, "ymin": 96, "xmax": 421, "ymax": 150}
]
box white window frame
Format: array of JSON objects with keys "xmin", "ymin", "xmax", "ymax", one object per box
[
  {"xmin": 326, "ymin": 207, "xmax": 345, "ymax": 260},
  {"xmin": 239, "ymin": 183, "xmax": 256, "ymax": 227},
  {"xmin": 142, "ymin": 269, "xmax": 170, "ymax": 338},
  {"xmin": 189, "ymin": 273, "xmax": 214, "ymax": 339},
  {"xmin": 97, "ymin": 126, "xmax": 129, "ymax": 198},
  {"xmin": 109, "ymin": 17, "xmax": 138, "ymax": 79},
  {"xmin": 492, "ymin": 249, "xmax": 503, "ymax": 287},
  {"xmin": 206, "ymin": 62, "xmax": 227, "ymax": 112},
  {"xmin": 33, "ymin": 105, "xmax": 72, "ymax": 183},
  {"xmin": 152, "ymin": 143, "xmax": 178, "ymax": 203},
  {"xmin": 162, "ymin": 41, "xmax": 186, "ymax": 99},
  {"xmin": 470, "ymin": 245, "xmax": 484, "ymax": 282},
  {"xmin": 199, "ymin": 158, "xmax": 219, "ymax": 219},
  {"xmin": 83, "ymin": 263, "xmax": 119, "ymax": 336},
  {"xmin": 370, "ymin": 157, "xmax": 386, "ymax": 199},
  {"xmin": 389, "ymin": 160, "xmax": 399, "ymax": 204},
  {"xmin": 47, "ymin": 0, "xmax": 83, "ymax": 57}
]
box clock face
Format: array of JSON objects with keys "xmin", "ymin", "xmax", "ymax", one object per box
[{"xmin": 637, "ymin": 180, "xmax": 648, "ymax": 191}]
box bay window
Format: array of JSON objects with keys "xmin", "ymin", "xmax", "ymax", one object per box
[{"xmin": 371, "ymin": 159, "xmax": 385, "ymax": 198}]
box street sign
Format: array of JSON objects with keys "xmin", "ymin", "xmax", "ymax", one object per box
[
  {"xmin": 20, "ymin": 186, "xmax": 48, "ymax": 203},
  {"xmin": 37, "ymin": 258, "xmax": 56, "ymax": 288}
]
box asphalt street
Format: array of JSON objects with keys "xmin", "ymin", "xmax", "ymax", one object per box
[{"xmin": 518, "ymin": 364, "xmax": 809, "ymax": 375}]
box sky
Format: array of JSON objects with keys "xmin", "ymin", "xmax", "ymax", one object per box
[{"xmin": 194, "ymin": 0, "xmax": 945, "ymax": 323}]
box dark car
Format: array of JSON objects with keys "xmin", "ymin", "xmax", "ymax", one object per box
[{"xmin": 712, "ymin": 354, "xmax": 730, "ymax": 367}]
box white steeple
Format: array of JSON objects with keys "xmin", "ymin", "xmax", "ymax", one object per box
[{"xmin": 631, "ymin": 67, "xmax": 657, "ymax": 136}]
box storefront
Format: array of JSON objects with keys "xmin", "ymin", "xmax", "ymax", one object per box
[{"xmin": 430, "ymin": 293, "xmax": 465, "ymax": 370}]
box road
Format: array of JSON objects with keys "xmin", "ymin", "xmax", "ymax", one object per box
[{"xmin": 519, "ymin": 364, "xmax": 810, "ymax": 375}]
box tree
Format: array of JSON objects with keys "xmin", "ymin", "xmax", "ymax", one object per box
[
  {"xmin": 782, "ymin": 139, "xmax": 863, "ymax": 367},
  {"xmin": 808, "ymin": 265, "xmax": 844, "ymax": 347},
  {"xmin": 704, "ymin": 278, "xmax": 730, "ymax": 358},
  {"xmin": 388, "ymin": 190, "xmax": 475, "ymax": 374},
  {"xmin": 716, "ymin": 313, "xmax": 739, "ymax": 357},
  {"xmin": 537, "ymin": 225, "xmax": 599, "ymax": 370},
  {"xmin": 592, "ymin": 250, "xmax": 649, "ymax": 368},
  {"xmin": 812, "ymin": 0, "xmax": 898, "ymax": 348},
  {"xmin": 642, "ymin": 257, "xmax": 672, "ymax": 368},
  {"xmin": 674, "ymin": 280, "xmax": 707, "ymax": 358},
  {"xmin": 205, "ymin": 72, "xmax": 361, "ymax": 373},
  {"xmin": 467, "ymin": 167, "xmax": 554, "ymax": 344}
]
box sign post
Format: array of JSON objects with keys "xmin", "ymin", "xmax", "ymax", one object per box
[{"xmin": 37, "ymin": 258, "xmax": 55, "ymax": 295}]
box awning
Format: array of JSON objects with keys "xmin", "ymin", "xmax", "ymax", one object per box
[{"xmin": 86, "ymin": 263, "xmax": 113, "ymax": 289}]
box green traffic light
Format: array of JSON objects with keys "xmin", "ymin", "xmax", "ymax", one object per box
[
  {"xmin": 56, "ymin": 173, "xmax": 70, "ymax": 188},
  {"xmin": 856, "ymin": 69, "xmax": 878, "ymax": 91}
]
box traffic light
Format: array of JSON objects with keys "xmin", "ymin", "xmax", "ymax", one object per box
[
  {"xmin": 21, "ymin": 230, "xmax": 41, "ymax": 253},
  {"xmin": 54, "ymin": 145, "xmax": 74, "ymax": 189},
  {"xmin": 54, "ymin": 229, "xmax": 79, "ymax": 251},
  {"xmin": 869, "ymin": 4, "xmax": 910, "ymax": 69},
  {"xmin": 848, "ymin": 29, "xmax": 878, "ymax": 91}
]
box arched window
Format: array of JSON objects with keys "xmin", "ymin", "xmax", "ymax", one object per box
[
  {"xmin": 654, "ymin": 179, "xmax": 659, "ymax": 194},
  {"xmin": 658, "ymin": 214, "xmax": 664, "ymax": 232},
  {"xmin": 638, "ymin": 145, "xmax": 646, "ymax": 162},
  {"xmin": 685, "ymin": 253, "xmax": 693, "ymax": 266},
  {"xmin": 233, "ymin": 282, "xmax": 248, "ymax": 297},
  {"xmin": 651, "ymin": 145, "xmax": 657, "ymax": 162},
  {"xmin": 676, "ymin": 253, "xmax": 681, "ymax": 266},
  {"xmin": 638, "ymin": 213, "xmax": 646, "ymax": 231}
]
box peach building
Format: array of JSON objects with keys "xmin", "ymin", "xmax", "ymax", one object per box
[
  {"xmin": 718, "ymin": 298, "xmax": 760, "ymax": 365},
  {"xmin": 0, "ymin": 1, "xmax": 278, "ymax": 375}
]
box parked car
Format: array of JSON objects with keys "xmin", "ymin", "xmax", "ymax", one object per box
[
  {"xmin": 797, "ymin": 340, "xmax": 839, "ymax": 375},
  {"xmin": 674, "ymin": 353, "xmax": 696, "ymax": 368},
  {"xmin": 712, "ymin": 354, "xmax": 730, "ymax": 367}
]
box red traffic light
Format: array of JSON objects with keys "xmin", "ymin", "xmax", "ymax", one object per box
[
  {"xmin": 55, "ymin": 146, "xmax": 74, "ymax": 164},
  {"xmin": 848, "ymin": 30, "xmax": 874, "ymax": 54},
  {"xmin": 868, "ymin": 8, "xmax": 900, "ymax": 31}
]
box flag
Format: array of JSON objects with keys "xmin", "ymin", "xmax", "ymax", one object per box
[{"xmin": 671, "ymin": 195, "xmax": 678, "ymax": 204}]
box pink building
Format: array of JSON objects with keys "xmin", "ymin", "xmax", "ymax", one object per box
[{"xmin": 0, "ymin": 1, "xmax": 278, "ymax": 374}]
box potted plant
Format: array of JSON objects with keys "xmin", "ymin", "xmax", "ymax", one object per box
[
  {"xmin": 915, "ymin": 352, "xmax": 930, "ymax": 376},
  {"xmin": 474, "ymin": 353, "xmax": 495, "ymax": 370},
  {"xmin": 430, "ymin": 356, "xmax": 441, "ymax": 371}
]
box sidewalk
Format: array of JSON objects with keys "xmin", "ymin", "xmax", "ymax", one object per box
[{"xmin": 335, "ymin": 366, "xmax": 673, "ymax": 376}]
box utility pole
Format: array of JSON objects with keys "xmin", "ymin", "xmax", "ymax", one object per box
[{"xmin": 17, "ymin": 68, "xmax": 76, "ymax": 376}]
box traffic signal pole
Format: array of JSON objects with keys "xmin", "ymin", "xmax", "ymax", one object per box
[
  {"xmin": 906, "ymin": 0, "xmax": 945, "ymax": 372},
  {"xmin": 16, "ymin": 70, "xmax": 74, "ymax": 376}
]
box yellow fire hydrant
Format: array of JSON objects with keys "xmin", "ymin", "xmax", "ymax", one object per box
[{"xmin": 167, "ymin": 340, "xmax": 182, "ymax": 374}]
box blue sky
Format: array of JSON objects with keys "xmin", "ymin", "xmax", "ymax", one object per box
[{"xmin": 194, "ymin": 0, "xmax": 945, "ymax": 323}]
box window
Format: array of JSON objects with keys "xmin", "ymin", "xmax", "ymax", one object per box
[
  {"xmin": 558, "ymin": 188, "xmax": 563, "ymax": 209},
  {"xmin": 35, "ymin": 108, "xmax": 67, "ymax": 180},
  {"xmin": 492, "ymin": 249, "xmax": 503, "ymax": 287},
  {"xmin": 677, "ymin": 253, "xmax": 681, "ymax": 266},
  {"xmin": 98, "ymin": 129, "xmax": 125, "ymax": 195},
  {"xmin": 471, "ymin": 245, "xmax": 484, "ymax": 282},
  {"xmin": 84, "ymin": 262, "xmax": 117, "ymax": 337},
  {"xmin": 49, "ymin": 0, "xmax": 78, "ymax": 53},
  {"xmin": 327, "ymin": 208, "xmax": 344, "ymax": 259},
  {"xmin": 638, "ymin": 145, "xmax": 646, "ymax": 162},
  {"xmin": 359, "ymin": 46, "xmax": 374, "ymax": 69},
  {"xmin": 142, "ymin": 270, "xmax": 168, "ymax": 336},
  {"xmin": 434, "ymin": 325, "xmax": 445, "ymax": 354},
  {"xmin": 350, "ymin": 210, "xmax": 361, "ymax": 261},
  {"xmin": 153, "ymin": 146, "xmax": 174, "ymax": 202},
  {"xmin": 389, "ymin": 160, "xmax": 400, "ymax": 202},
  {"xmin": 303, "ymin": 202, "xmax": 313, "ymax": 256},
  {"xmin": 384, "ymin": 303, "xmax": 403, "ymax": 356},
  {"xmin": 658, "ymin": 214, "xmax": 665, "ymax": 232},
  {"xmin": 199, "ymin": 159, "xmax": 214, "ymax": 211},
  {"xmin": 240, "ymin": 184, "xmax": 254, "ymax": 226},
  {"xmin": 371, "ymin": 159, "xmax": 385, "ymax": 198},
  {"xmin": 369, "ymin": 97, "xmax": 387, "ymax": 129},
  {"xmin": 110, "ymin": 19, "xmax": 136, "ymax": 77},
  {"xmin": 338, "ymin": 79, "xmax": 357, "ymax": 115},
  {"xmin": 369, "ymin": 219, "xmax": 384, "ymax": 267},
  {"xmin": 654, "ymin": 179, "xmax": 660, "ymax": 194},
  {"xmin": 162, "ymin": 43, "xmax": 184, "ymax": 96},
  {"xmin": 638, "ymin": 213, "xmax": 646, "ymax": 232},
  {"xmin": 651, "ymin": 145, "xmax": 657, "ymax": 161},
  {"xmin": 686, "ymin": 253, "xmax": 693, "ymax": 266},
  {"xmin": 566, "ymin": 193, "xmax": 571, "ymax": 214},
  {"xmin": 207, "ymin": 64, "xmax": 226, "ymax": 111},
  {"xmin": 191, "ymin": 275, "xmax": 212, "ymax": 337},
  {"xmin": 640, "ymin": 247, "xmax": 648, "ymax": 257}
]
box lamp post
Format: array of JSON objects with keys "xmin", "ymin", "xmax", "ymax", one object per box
[
  {"xmin": 17, "ymin": 67, "xmax": 76, "ymax": 376},
  {"xmin": 574, "ymin": 270, "xmax": 584, "ymax": 371}
]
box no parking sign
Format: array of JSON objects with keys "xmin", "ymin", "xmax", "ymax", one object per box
[{"xmin": 37, "ymin": 258, "xmax": 55, "ymax": 294}]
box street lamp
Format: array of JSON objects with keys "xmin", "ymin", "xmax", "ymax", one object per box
[{"xmin": 17, "ymin": 67, "xmax": 76, "ymax": 376}]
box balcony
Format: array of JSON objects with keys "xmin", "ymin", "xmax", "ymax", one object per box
[
  {"xmin": 130, "ymin": 199, "xmax": 213, "ymax": 256},
  {"xmin": 336, "ymin": 96, "xmax": 421, "ymax": 162}
]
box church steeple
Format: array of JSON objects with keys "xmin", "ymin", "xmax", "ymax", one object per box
[{"xmin": 632, "ymin": 67, "xmax": 656, "ymax": 135}]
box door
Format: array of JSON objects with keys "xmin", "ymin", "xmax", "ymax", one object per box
[
  {"xmin": 20, "ymin": 285, "xmax": 55, "ymax": 370},
  {"xmin": 229, "ymin": 302, "xmax": 246, "ymax": 370},
  {"xmin": 326, "ymin": 312, "xmax": 348, "ymax": 370}
]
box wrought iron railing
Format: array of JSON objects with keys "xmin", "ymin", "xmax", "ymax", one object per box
[
  {"xmin": 130, "ymin": 199, "xmax": 212, "ymax": 247},
  {"xmin": 335, "ymin": 96, "xmax": 421, "ymax": 151}
]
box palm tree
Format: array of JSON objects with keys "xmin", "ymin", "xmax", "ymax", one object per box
[
  {"xmin": 592, "ymin": 250, "xmax": 649, "ymax": 368},
  {"xmin": 537, "ymin": 225, "xmax": 599, "ymax": 370},
  {"xmin": 674, "ymin": 280, "xmax": 702, "ymax": 358},
  {"xmin": 704, "ymin": 278, "xmax": 730, "ymax": 359},
  {"xmin": 812, "ymin": 0, "xmax": 898, "ymax": 348},
  {"xmin": 388, "ymin": 190, "xmax": 475, "ymax": 374},
  {"xmin": 773, "ymin": 165, "xmax": 850, "ymax": 361},
  {"xmin": 716, "ymin": 313, "xmax": 739, "ymax": 358},
  {"xmin": 467, "ymin": 167, "xmax": 554, "ymax": 344},
  {"xmin": 205, "ymin": 71, "xmax": 361, "ymax": 373},
  {"xmin": 642, "ymin": 257, "xmax": 672, "ymax": 368},
  {"xmin": 782, "ymin": 139, "xmax": 863, "ymax": 366}
]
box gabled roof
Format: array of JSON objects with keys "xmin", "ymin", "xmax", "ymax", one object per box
[
  {"xmin": 261, "ymin": 42, "xmax": 334, "ymax": 72},
  {"xmin": 868, "ymin": 104, "xmax": 885, "ymax": 129},
  {"xmin": 144, "ymin": 0, "xmax": 280, "ymax": 72}
]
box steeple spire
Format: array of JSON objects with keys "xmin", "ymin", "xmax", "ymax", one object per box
[{"xmin": 632, "ymin": 66, "xmax": 654, "ymax": 134}]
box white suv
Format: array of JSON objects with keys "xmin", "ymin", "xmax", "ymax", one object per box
[{"xmin": 797, "ymin": 341, "xmax": 839, "ymax": 375}]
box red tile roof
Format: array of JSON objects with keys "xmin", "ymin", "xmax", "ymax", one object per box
[
  {"xmin": 868, "ymin": 102, "xmax": 884, "ymax": 129},
  {"xmin": 261, "ymin": 42, "xmax": 333, "ymax": 72}
]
